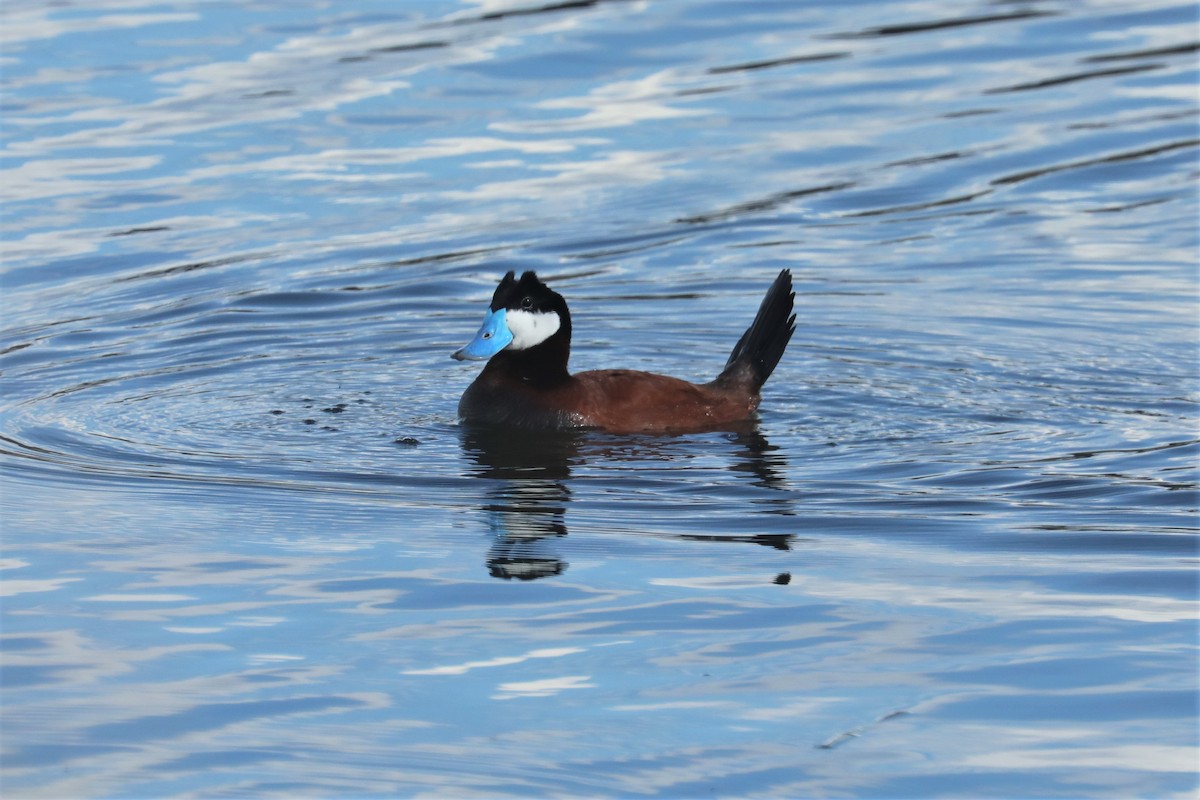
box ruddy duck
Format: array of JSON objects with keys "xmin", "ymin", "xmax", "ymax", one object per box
[{"xmin": 452, "ymin": 270, "xmax": 795, "ymax": 433}]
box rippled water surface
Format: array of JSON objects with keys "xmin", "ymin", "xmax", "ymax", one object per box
[{"xmin": 2, "ymin": 1, "xmax": 1198, "ymax": 797}]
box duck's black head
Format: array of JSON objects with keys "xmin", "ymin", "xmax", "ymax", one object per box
[{"xmin": 452, "ymin": 271, "xmax": 572, "ymax": 363}]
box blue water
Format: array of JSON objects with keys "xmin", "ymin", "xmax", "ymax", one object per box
[{"xmin": 2, "ymin": 1, "xmax": 1198, "ymax": 797}]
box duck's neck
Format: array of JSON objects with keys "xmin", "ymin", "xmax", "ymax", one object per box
[{"xmin": 485, "ymin": 331, "xmax": 571, "ymax": 387}]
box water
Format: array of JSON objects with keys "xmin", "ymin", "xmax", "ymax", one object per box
[{"xmin": 2, "ymin": 0, "xmax": 1197, "ymax": 797}]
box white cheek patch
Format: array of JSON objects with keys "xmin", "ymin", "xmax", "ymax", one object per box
[{"xmin": 505, "ymin": 308, "xmax": 561, "ymax": 350}]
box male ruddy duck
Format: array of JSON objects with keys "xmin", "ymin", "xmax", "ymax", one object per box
[{"xmin": 452, "ymin": 270, "xmax": 795, "ymax": 434}]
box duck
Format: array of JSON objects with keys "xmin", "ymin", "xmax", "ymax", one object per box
[{"xmin": 451, "ymin": 269, "xmax": 795, "ymax": 434}]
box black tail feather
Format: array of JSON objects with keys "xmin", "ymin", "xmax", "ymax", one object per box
[{"xmin": 717, "ymin": 269, "xmax": 795, "ymax": 391}]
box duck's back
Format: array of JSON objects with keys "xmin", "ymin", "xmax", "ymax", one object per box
[{"xmin": 569, "ymin": 369, "xmax": 757, "ymax": 433}]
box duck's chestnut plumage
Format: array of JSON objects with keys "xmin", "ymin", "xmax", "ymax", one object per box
[{"xmin": 452, "ymin": 270, "xmax": 795, "ymax": 433}]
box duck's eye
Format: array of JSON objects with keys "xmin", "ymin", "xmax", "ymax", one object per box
[{"xmin": 521, "ymin": 296, "xmax": 533, "ymax": 309}]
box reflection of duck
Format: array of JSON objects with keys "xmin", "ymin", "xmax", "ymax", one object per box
[
  {"xmin": 460, "ymin": 425, "xmax": 579, "ymax": 580},
  {"xmin": 460, "ymin": 425, "xmax": 797, "ymax": 581},
  {"xmin": 453, "ymin": 270, "xmax": 795, "ymax": 433}
]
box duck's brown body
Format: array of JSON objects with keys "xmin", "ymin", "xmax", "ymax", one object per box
[
  {"xmin": 460, "ymin": 364, "xmax": 762, "ymax": 434},
  {"xmin": 454, "ymin": 270, "xmax": 795, "ymax": 434}
]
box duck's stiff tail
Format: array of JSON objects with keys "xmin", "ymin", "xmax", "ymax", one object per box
[{"xmin": 715, "ymin": 269, "xmax": 795, "ymax": 392}]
